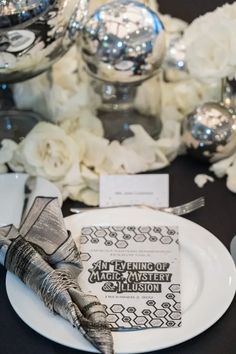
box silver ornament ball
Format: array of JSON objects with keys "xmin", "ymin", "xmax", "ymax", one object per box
[
  {"xmin": 183, "ymin": 102, "xmax": 236, "ymax": 163},
  {"xmin": 81, "ymin": 0, "xmax": 165, "ymax": 84}
]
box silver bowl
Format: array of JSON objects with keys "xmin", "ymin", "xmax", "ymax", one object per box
[
  {"xmin": 0, "ymin": 0, "xmax": 88, "ymax": 83},
  {"xmin": 0, "ymin": 0, "xmax": 88, "ymax": 141}
]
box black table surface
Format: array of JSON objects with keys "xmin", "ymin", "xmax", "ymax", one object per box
[
  {"xmin": 1, "ymin": 155, "xmax": 236, "ymax": 354},
  {"xmin": 1, "ymin": 1, "xmax": 236, "ymax": 354}
]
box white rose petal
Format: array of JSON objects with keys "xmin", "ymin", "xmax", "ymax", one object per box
[
  {"xmin": 119, "ymin": 149, "xmax": 150, "ymax": 174},
  {"xmin": 225, "ymin": 156, "xmax": 236, "ymax": 193},
  {"xmin": 194, "ymin": 174, "xmax": 215, "ymax": 188},
  {"xmin": 226, "ymin": 165, "xmax": 236, "ymax": 193},
  {"xmin": 123, "ymin": 125, "xmax": 169, "ymax": 171},
  {"xmin": 210, "ymin": 153, "xmax": 236, "ymax": 178},
  {"xmin": 0, "ymin": 164, "xmax": 8, "ymax": 174},
  {"xmin": 81, "ymin": 165, "xmax": 99, "ymax": 192},
  {"xmin": 59, "ymin": 182, "xmax": 86, "ymax": 202},
  {"xmin": 77, "ymin": 188, "xmax": 99, "ymax": 206},
  {"xmin": 96, "ymin": 141, "xmax": 126, "ymax": 174},
  {"xmin": 161, "ymin": 14, "xmax": 188, "ymax": 34},
  {"xmin": 0, "ymin": 139, "xmax": 18, "ymax": 164},
  {"xmin": 8, "ymin": 149, "xmax": 25, "ymax": 173},
  {"xmin": 156, "ymin": 121, "xmax": 182, "ymax": 161},
  {"xmin": 73, "ymin": 130, "xmax": 109, "ymax": 168},
  {"xmin": 57, "ymin": 162, "xmax": 82, "ymax": 188}
]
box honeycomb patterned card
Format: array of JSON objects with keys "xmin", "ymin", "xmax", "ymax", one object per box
[{"xmin": 78, "ymin": 225, "xmax": 181, "ymax": 329}]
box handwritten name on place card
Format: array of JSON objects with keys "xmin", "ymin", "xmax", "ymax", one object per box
[{"xmin": 99, "ymin": 175, "xmax": 169, "ymax": 207}]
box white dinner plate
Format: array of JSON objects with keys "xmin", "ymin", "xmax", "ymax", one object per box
[
  {"xmin": 0, "ymin": 173, "xmax": 62, "ymax": 228},
  {"xmin": 5, "ymin": 208, "xmax": 236, "ymax": 353}
]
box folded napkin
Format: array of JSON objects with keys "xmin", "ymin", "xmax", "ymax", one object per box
[{"xmin": 0, "ymin": 197, "xmax": 114, "ymax": 354}]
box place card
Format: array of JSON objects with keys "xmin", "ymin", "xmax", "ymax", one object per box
[
  {"xmin": 78, "ymin": 225, "xmax": 181, "ymax": 329},
  {"xmin": 99, "ymin": 174, "xmax": 169, "ymax": 208}
]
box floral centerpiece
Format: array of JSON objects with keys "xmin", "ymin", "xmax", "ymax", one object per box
[{"xmin": 1, "ymin": 0, "xmax": 236, "ymax": 204}]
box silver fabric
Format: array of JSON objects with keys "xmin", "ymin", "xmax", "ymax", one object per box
[{"xmin": 0, "ymin": 197, "xmax": 114, "ymax": 354}]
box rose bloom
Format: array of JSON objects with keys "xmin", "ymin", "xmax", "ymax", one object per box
[
  {"xmin": 19, "ymin": 122, "xmax": 79, "ymax": 181},
  {"xmin": 185, "ymin": 22, "xmax": 236, "ymax": 80},
  {"xmin": 184, "ymin": 3, "xmax": 236, "ymax": 80}
]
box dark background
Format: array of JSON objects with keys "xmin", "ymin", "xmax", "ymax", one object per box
[{"xmin": 158, "ymin": 0, "xmax": 235, "ymax": 22}]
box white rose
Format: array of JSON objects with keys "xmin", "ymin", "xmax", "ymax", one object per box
[
  {"xmin": 19, "ymin": 122, "xmax": 79, "ymax": 181},
  {"xmin": 184, "ymin": 4, "xmax": 236, "ymax": 80},
  {"xmin": 0, "ymin": 139, "xmax": 18, "ymax": 164},
  {"xmin": 214, "ymin": 3, "xmax": 236, "ymax": 22},
  {"xmin": 186, "ymin": 25, "xmax": 236, "ymax": 80}
]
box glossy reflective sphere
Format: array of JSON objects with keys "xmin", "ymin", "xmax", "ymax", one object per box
[
  {"xmin": 0, "ymin": 0, "xmax": 53, "ymax": 29},
  {"xmin": 81, "ymin": 0, "xmax": 165, "ymax": 84},
  {"xmin": 183, "ymin": 102, "xmax": 236, "ymax": 162},
  {"xmin": 0, "ymin": 0, "xmax": 88, "ymax": 83}
]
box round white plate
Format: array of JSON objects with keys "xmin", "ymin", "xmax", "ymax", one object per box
[
  {"xmin": 0, "ymin": 173, "xmax": 62, "ymax": 228},
  {"xmin": 6, "ymin": 208, "xmax": 236, "ymax": 353}
]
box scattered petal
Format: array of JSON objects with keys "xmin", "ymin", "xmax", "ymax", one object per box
[
  {"xmin": 0, "ymin": 139, "xmax": 18, "ymax": 164},
  {"xmin": 194, "ymin": 174, "xmax": 215, "ymax": 188},
  {"xmin": 0, "ymin": 164, "xmax": 7, "ymax": 174},
  {"xmin": 210, "ymin": 153, "xmax": 236, "ymax": 178}
]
